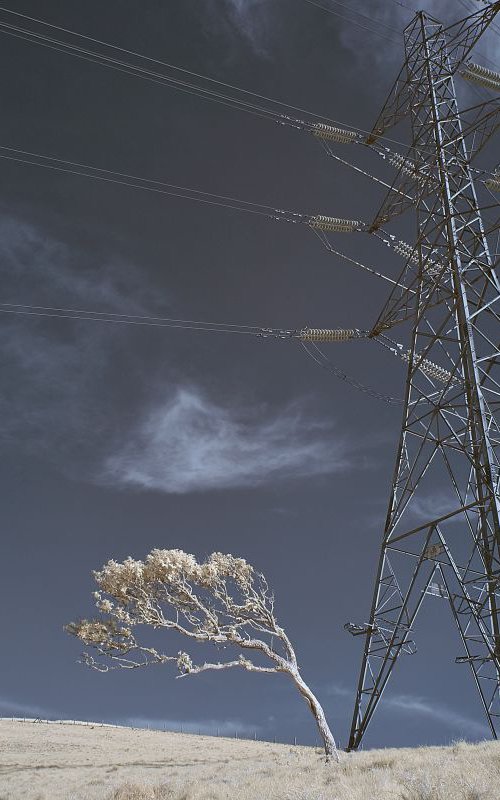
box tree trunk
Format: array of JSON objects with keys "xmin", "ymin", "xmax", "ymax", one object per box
[{"xmin": 286, "ymin": 667, "xmax": 339, "ymax": 762}]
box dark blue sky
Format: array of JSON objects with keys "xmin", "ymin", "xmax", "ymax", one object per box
[{"xmin": 1, "ymin": 0, "xmax": 498, "ymax": 750}]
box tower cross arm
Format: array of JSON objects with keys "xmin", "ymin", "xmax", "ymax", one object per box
[
  {"xmin": 366, "ymin": 63, "xmax": 411, "ymax": 145},
  {"xmin": 443, "ymin": 1, "xmax": 500, "ymax": 66},
  {"xmin": 366, "ymin": 3, "xmax": 500, "ymax": 146}
]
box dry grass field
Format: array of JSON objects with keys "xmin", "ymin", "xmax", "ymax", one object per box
[{"xmin": 1, "ymin": 719, "xmax": 499, "ymax": 800}]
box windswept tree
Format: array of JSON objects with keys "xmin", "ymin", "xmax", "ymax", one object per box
[{"xmin": 66, "ymin": 548, "xmax": 339, "ymax": 761}]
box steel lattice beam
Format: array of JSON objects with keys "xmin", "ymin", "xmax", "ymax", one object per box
[{"xmin": 348, "ymin": 5, "xmax": 500, "ymax": 751}]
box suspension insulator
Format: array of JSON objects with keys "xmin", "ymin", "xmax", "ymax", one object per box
[
  {"xmin": 400, "ymin": 351, "xmax": 455, "ymax": 385},
  {"xmin": 308, "ymin": 215, "xmax": 364, "ymax": 233},
  {"xmin": 461, "ymin": 62, "xmax": 500, "ymax": 92},
  {"xmin": 312, "ymin": 123, "xmax": 359, "ymax": 143},
  {"xmin": 393, "ymin": 240, "xmax": 420, "ymax": 266},
  {"xmin": 485, "ymin": 172, "xmax": 500, "ymax": 193},
  {"xmin": 393, "ymin": 240, "xmax": 441, "ymax": 277},
  {"xmin": 387, "ymin": 152, "xmax": 417, "ymax": 177},
  {"xmin": 300, "ymin": 328, "xmax": 362, "ymax": 342},
  {"xmin": 424, "ymin": 263, "xmax": 444, "ymax": 279}
]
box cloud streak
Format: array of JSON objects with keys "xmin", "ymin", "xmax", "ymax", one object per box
[
  {"xmin": 383, "ymin": 693, "xmax": 488, "ymax": 739},
  {"xmin": 0, "ymin": 215, "xmax": 366, "ymax": 495},
  {"xmin": 406, "ymin": 489, "xmax": 460, "ymax": 524},
  {"xmin": 202, "ymin": 0, "xmax": 275, "ymax": 57},
  {"xmin": 321, "ymin": 1, "xmax": 500, "ymax": 78},
  {"xmin": 103, "ymin": 386, "xmax": 354, "ymax": 493},
  {"xmin": 0, "ymin": 698, "xmax": 258, "ymax": 736},
  {"xmin": 0, "ymin": 214, "xmax": 164, "ymax": 467},
  {"xmin": 124, "ymin": 716, "xmax": 259, "ymax": 736},
  {"xmin": 0, "ymin": 215, "xmax": 158, "ymax": 314},
  {"xmin": 327, "ymin": 684, "xmax": 488, "ymax": 738},
  {"xmin": 204, "ymin": 0, "xmax": 499, "ymax": 80},
  {"xmin": 0, "ymin": 697, "xmax": 59, "ymax": 719}
]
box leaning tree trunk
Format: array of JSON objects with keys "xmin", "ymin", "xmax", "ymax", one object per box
[{"xmin": 287, "ymin": 667, "xmax": 339, "ymax": 762}]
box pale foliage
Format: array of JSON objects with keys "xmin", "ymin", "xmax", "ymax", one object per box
[
  {"xmin": 67, "ymin": 549, "xmax": 287, "ymax": 676},
  {"xmin": 66, "ymin": 549, "xmax": 337, "ymax": 759}
]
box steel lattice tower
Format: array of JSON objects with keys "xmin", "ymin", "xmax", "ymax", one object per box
[{"xmin": 347, "ymin": 3, "xmax": 500, "ymax": 750}]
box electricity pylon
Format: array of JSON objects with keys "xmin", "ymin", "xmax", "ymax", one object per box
[{"xmin": 347, "ymin": 3, "xmax": 500, "ymax": 750}]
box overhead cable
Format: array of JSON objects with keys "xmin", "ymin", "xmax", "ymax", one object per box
[
  {"xmin": 0, "ymin": 8, "xmax": 443, "ymax": 165},
  {"xmin": 457, "ymin": 0, "xmax": 500, "ymax": 43},
  {"xmin": 0, "ymin": 145, "xmax": 379, "ymax": 238},
  {"xmin": 309, "ymin": 228, "xmax": 414, "ymax": 291},
  {"xmin": 0, "ymin": 301, "xmax": 400, "ymax": 403},
  {"xmin": 310, "ymin": 0, "xmax": 401, "ymax": 33},
  {"xmin": 3, "ymin": 142, "xmax": 479, "ymax": 293},
  {"xmin": 300, "ymin": 0, "xmax": 400, "ymax": 45},
  {"xmin": 0, "ymin": 145, "xmax": 283, "ymax": 218},
  {"xmin": 0, "ymin": 5, "xmax": 419, "ymax": 151},
  {"xmin": 1, "ymin": 302, "xmax": 443, "ymax": 400},
  {"xmin": 0, "ymin": 20, "xmax": 280, "ymax": 123},
  {"xmin": 0, "ymin": 303, "xmax": 275, "ymax": 335},
  {"xmin": 317, "ymin": 139, "xmax": 414, "ymax": 197},
  {"xmin": 0, "ymin": 303, "xmax": 366, "ymax": 345},
  {"xmin": 0, "ymin": 144, "xmax": 366, "ymax": 232},
  {"xmin": 301, "ymin": 341, "xmax": 403, "ymax": 404},
  {"xmin": 385, "ymin": 0, "xmax": 415, "ymax": 12}
]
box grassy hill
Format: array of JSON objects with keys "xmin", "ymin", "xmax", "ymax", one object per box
[{"xmin": 0, "ymin": 719, "xmax": 499, "ymax": 799}]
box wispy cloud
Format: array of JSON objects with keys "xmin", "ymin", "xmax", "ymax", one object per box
[
  {"xmin": 334, "ymin": 1, "xmax": 499, "ymax": 77},
  {"xmin": 0, "ymin": 215, "xmax": 366, "ymax": 495},
  {"xmin": 0, "ymin": 697, "xmax": 258, "ymax": 736},
  {"xmin": 0, "ymin": 215, "xmax": 163, "ymax": 465},
  {"xmin": 383, "ymin": 693, "xmax": 488, "ymax": 739},
  {"xmin": 406, "ymin": 489, "xmax": 460, "ymax": 524},
  {"xmin": 0, "ymin": 697, "xmax": 63, "ymax": 719},
  {"xmin": 0, "ymin": 215, "xmax": 159, "ymax": 313},
  {"xmin": 326, "ymin": 683, "xmax": 351, "ymax": 699},
  {"xmin": 124, "ymin": 716, "xmax": 259, "ymax": 736},
  {"xmin": 103, "ymin": 385, "xmax": 355, "ymax": 493},
  {"xmin": 202, "ymin": 0, "xmax": 275, "ymax": 57},
  {"xmin": 326, "ymin": 684, "xmax": 488, "ymax": 738}
]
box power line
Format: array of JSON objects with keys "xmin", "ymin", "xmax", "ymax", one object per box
[
  {"xmin": 0, "ymin": 301, "xmax": 400, "ymax": 404},
  {"xmin": 0, "ymin": 5, "xmax": 415, "ymax": 150},
  {"xmin": 0, "ymin": 20, "xmax": 437, "ymax": 161},
  {"xmin": 317, "ymin": 138, "xmax": 412, "ymax": 196},
  {"xmin": 0, "ymin": 22, "xmax": 278, "ymax": 122},
  {"xmin": 300, "ymin": 0, "xmax": 400, "ymax": 45},
  {"xmin": 0, "ymin": 145, "xmax": 280, "ymax": 218},
  {"xmin": 0, "ymin": 12, "xmax": 452, "ymax": 166},
  {"xmin": 308, "ymin": 0, "xmax": 401, "ymax": 34},
  {"xmin": 456, "ymin": 0, "xmax": 500, "ymax": 68},
  {"xmin": 384, "ymin": 0, "xmax": 415, "ymax": 12},
  {"xmin": 4, "ymin": 141, "xmax": 495, "ymax": 294},
  {"xmin": 0, "ymin": 5, "xmax": 291, "ymax": 106},
  {"xmin": 310, "ymin": 227, "xmax": 407, "ymax": 289},
  {"xmin": 305, "ymin": 0, "xmax": 499, "ymax": 73},
  {"xmin": 458, "ymin": 0, "xmax": 500, "ymax": 37},
  {"xmin": 0, "ymin": 303, "xmax": 276, "ymax": 335},
  {"xmin": 0, "ymin": 303, "xmax": 268, "ymax": 332},
  {"xmin": 301, "ymin": 341, "xmax": 402, "ymax": 404},
  {"xmin": 0, "ymin": 142, "xmax": 419, "ymax": 293}
]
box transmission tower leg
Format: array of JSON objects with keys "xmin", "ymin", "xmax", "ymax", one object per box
[{"xmin": 347, "ymin": 11, "xmax": 500, "ymax": 751}]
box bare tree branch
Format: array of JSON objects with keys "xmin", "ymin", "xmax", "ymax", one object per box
[{"xmin": 176, "ymin": 655, "xmax": 278, "ymax": 677}]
